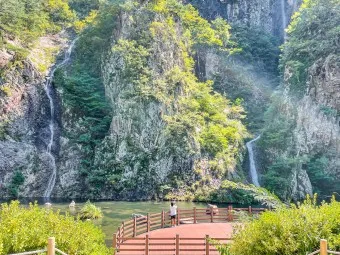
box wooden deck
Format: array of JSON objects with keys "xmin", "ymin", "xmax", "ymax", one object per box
[
  {"xmin": 116, "ymin": 223, "xmax": 233, "ymax": 255},
  {"xmin": 113, "ymin": 206, "xmax": 266, "ymax": 255}
]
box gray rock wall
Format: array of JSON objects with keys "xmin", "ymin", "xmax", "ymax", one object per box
[
  {"xmin": 95, "ymin": 11, "xmax": 201, "ymax": 199},
  {"xmin": 186, "ymin": 0, "xmax": 302, "ymax": 41},
  {"xmin": 0, "ymin": 36, "xmax": 81, "ymax": 198}
]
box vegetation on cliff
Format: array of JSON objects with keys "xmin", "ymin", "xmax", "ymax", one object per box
[
  {"xmin": 54, "ymin": 2, "xmax": 118, "ymax": 185},
  {"xmin": 259, "ymin": 0, "xmax": 340, "ymax": 201},
  {"xmin": 0, "ymin": 0, "xmax": 75, "ymax": 43},
  {"xmin": 280, "ymin": 0, "xmax": 340, "ymax": 96},
  {"xmin": 2, "ymin": 0, "xmax": 338, "ymax": 204},
  {"xmin": 0, "ymin": 0, "xmax": 75, "ymax": 63},
  {"xmin": 84, "ymin": 0, "xmax": 250, "ymax": 199}
]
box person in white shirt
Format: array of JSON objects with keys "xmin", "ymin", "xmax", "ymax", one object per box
[{"xmin": 170, "ymin": 202, "xmax": 177, "ymax": 227}]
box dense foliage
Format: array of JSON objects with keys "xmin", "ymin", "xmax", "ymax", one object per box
[
  {"xmin": 7, "ymin": 171, "xmax": 25, "ymax": 198},
  {"xmin": 0, "ymin": 0, "xmax": 75, "ymax": 47},
  {"xmin": 0, "ymin": 201, "xmax": 111, "ymax": 255},
  {"xmin": 166, "ymin": 179, "xmax": 282, "ymax": 207},
  {"xmin": 231, "ymin": 25, "xmax": 280, "ymax": 76},
  {"xmin": 229, "ymin": 196, "xmax": 340, "ymax": 255},
  {"xmin": 280, "ymin": 0, "xmax": 340, "ymax": 96}
]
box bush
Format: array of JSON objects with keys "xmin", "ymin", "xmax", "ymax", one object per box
[
  {"xmin": 7, "ymin": 171, "xmax": 25, "ymax": 198},
  {"xmin": 0, "ymin": 201, "xmax": 111, "ymax": 255},
  {"xmin": 79, "ymin": 201, "xmax": 103, "ymax": 220},
  {"xmin": 229, "ymin": 196, "xmax": 340, "ymax": 255}
]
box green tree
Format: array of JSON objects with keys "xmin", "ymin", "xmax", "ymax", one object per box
[
  {"xmin": 280, "ymin": 0, "xmax": 340, "ymax": 96},
  {"xmin": 7, "ymin": 171, "xmax": 25, "ymax": 198}
]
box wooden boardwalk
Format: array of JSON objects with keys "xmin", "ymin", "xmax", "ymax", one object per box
[
  {"xmin": 116, "ymin": 223, "xmax": 233, "ymax": 255},
  {"xmin": 113, "ymin": 206, "xmax": 265, "ymax": 255}
]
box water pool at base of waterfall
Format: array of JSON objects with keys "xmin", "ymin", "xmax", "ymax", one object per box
[{"xmin": 0, "ymin": 199, "xmax": 262, "ymax": 246}]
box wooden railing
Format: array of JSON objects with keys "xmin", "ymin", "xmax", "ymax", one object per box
[
  {"xmin": 113, "ymin": 206, "xmax": 266, "ymax": 251},
  {"xmin": 308, "ymin": 240, "xmax": 340, "ymax": 255},
  {"xmin": 7, "ymin": 237, "xmax": 68, "ymax": 255},
  {"xmin": 115, "ymin": 234, "xmax": 231, "ymax": 255}
]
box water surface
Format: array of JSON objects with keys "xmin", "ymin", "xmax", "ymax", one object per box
[{"xmin": 1, "ymin": 199, "xmax": 207, "ymax": 245}]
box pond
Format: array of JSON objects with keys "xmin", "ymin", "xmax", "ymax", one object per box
[{"xmin": 0, "ymin": 198, "xmax": 209, "ymax": 245}]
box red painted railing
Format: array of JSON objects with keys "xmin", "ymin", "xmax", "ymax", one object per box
[{"xmin": 113, "ymin": 206, "xmax": 266, "ymax": 254}]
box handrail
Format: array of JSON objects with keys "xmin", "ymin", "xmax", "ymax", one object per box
[
  {"xmin": 55, "ymin": 249, "xmax": 68, "ymax": 255},
  {"xmin": 8, "ymin": 250, "xmax": 47, "ymax": 255},
  {"xmin": 308, "ymin": 250, "xmax": 320, "ymax": 255},
  {"xmin": 7, "ymin": 237, "xmax": 68, "ymax": 255},
  {"xmin": 307, "ymin": 240, "xmax": 340, "ymax": 255},
  {"xmin": 113, "ymin": 206, "xmax": 267, "ymax": 249},
  {"xmin": 114, "ymin": 234, "xmax": 232, "ymax": 254}
]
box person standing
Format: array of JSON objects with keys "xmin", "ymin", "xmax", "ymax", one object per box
[{"xmin": 170, "ymin": 202, "xmax": 177, "ymax": 227}]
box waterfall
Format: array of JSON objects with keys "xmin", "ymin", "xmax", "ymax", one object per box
[
  {"xmin": 281, "ymin": 0, "xmax": 287, "ymax": 41},
  {"xmin": 246, "ymin": 135, "xmax": 261, "ymax": 187},
  {"xmin": 43, "ymin": 38, "xmax": 77, "ymax": 198}
]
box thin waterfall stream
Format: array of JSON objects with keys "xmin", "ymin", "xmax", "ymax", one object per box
[
  {"xmin": 281, "ymin": 0, "xmax": 287, "ymax": 40},
  {"xmin": 43, "ymin": 39, "xmax": 77, "ymax": 198},
  {"xmin": 246, "ymin": 135, "xmax": 261, "ymax": 187}
]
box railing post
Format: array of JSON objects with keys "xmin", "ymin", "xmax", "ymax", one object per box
[
  {"xmin": 147, "ymin": 213, "xmax": 150, "ymax": 232},
  {"xmin": 194, "ymin": 207, "xmax": 197, "ymax": 224},
  {"xmin": 248, "ymin": 206, "xmax": 252, "ymax": 215},
  {"xmin": 228, "ymin": 205, "xmax": 233, "ymax": 221},
  {"xmin": 161, "ymin": 210, "xmax": 165, "ymax": 228},
  {"xmin": 320, "ymin": 239, "xmax": 328, "ymax": 255},
  {"xmin": 145, "ymin": 235, "xmax": 149, "ymax": 255},
  {"xmin": 47, "ymin": 237, "xmax": 55, "ymax": 255},
  {"xmin": 176, "ymin": 234, "xmax": 179, "ymax": 255},
  {"xmin": 113, "ymin": 233, "xmax": 117, "ymax": 253},
  {"xmin": 133, "ymin": 217, "xmax": 137, "ymax": 237},
  {"xmin": 122, "ymin": 221, "xmax": 125, "ymax": 237},
  {"xmin": 227, "ymin": 206, "xmax": 232, "ymax": 221},
  {"xmin": 116, "ymin": 227, "xmax": 120, "ymax": 245},
  {"xmin": 177, "ymin": 209, "xmax": 180, "ymax": 226},
  {"xmin": 205, "ymin": 235, "xmax": 210, "ymax": 255},
  {"xmin": 210, "ymin": 208, "xmax": 213, "ymax": 223}
]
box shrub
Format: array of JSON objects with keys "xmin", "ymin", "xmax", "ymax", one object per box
[
  {"xmin": 0, "ymin": 201, "xmax": 111, "ymax": 255},
  {"xmin": 7, "ymin": 171, "xmax": 25, "ymax": 198},
  {"xmin": 229, "ymin": 196, "xmax": 340, "ymax": 255},
  {"xmin": 79, "ymin": 201, "xmax": 103, "ymax": 220}
]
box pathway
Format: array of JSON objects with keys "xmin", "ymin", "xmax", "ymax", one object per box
[{"xmin": 116, "ymin": 223, "xmax": 233, "ymax": 255}]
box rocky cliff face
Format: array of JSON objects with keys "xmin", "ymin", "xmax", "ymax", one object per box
[
  {"xmin": 187, "ymin": 0, "xmax": 301, "ymax": 41},
  {"xmin": 94, "ymin": 11, "xmax": 205, "ymax": 199},
  {"xmin": 293, "ymin": 55, "xmax": 340, "ymax": 184},
  {"xmin": 90, "ymin": 2, "xmax": 249, "ymax": 200},
  {"xmin": 260, "ymin": 54, "xmax": 340, "ymax": 201},
  {"xmin": 0, "ymin": 35, "xmax": 81, "ymax": 198}
]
